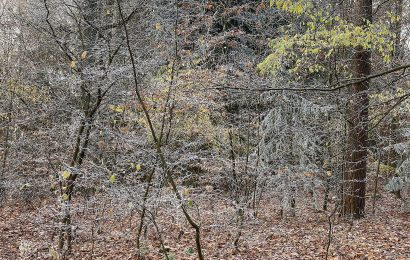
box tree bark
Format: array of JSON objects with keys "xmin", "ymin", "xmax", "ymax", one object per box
[{"xmin": 343, "ymin": 0, "xmax": 372, "ymax": 219}]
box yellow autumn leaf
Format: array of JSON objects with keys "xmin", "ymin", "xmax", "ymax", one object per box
[
  {"xmin": 109, "ymin": 105, "xmax": 125, "ymax": 113},
  {"xmin": 136, "ymin": 164, "xmax": 141, "ymax": 171},
  {"xmin": 49, "ymin": 248, "xmax": 60, "ymax": 260},
  {"xmin": 81, "ymin": 51, "xmax": 88, "ymax": 59},
  {"xmin": 62, "ymin": 170, "xmax": 71, "ymax": 180},
  {"xmin": 155, "ymin": 23, "xmax": 161, "ymax": 31},
  {"xmin": 62, "ymin": 193, "xmax": 69, "ymax": 201},
  {"xmin": 109, "ymin": 174, "xmax": 116, "ymax": 183},
  {"xmin": 70, "ymin": 60, "xmax": 77, "ymax": 69},
  {"xmin": 182, "ymin": 188, "xmax": 190, "ymax": 196},
  {"xmin": 293, "ymin": 4, "xmax": 303, "ymax": 14},
  {"xmin": 115, "ymin": 107, "xmax": 125, "ymax": 113},
  {"xmin": 187, "ymin": 199, "xmax": 193, "ymax": 207}
]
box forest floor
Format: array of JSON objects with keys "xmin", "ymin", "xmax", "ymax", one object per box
[{"xmin": 0, "ymin": 190, "xmax": 409, "ymax": 260}]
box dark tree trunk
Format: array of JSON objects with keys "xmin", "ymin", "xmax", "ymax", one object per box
[{"xmin": 343, "ymin": 0, "xmax": 372, "ymax": 219}]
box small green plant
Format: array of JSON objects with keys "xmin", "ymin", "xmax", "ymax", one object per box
[
  {"xmin": 167, "ymin": 252, "xmax": 176, "ymax": 260},
  {"xmin": 185, "ymin": 247, "xmax": 195, "ymax": 255}
]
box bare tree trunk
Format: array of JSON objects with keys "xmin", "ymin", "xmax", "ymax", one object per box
[{"xmin": 343, "ymin": 0, "xmax": 372, "ymax": 219}]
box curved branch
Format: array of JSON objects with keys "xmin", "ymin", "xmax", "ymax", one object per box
[
  {"xmin": 214, "ymin": 63, "xmax": 410, "ymax": 92},
  {"xmin": 115, "ymin": 1, "xmax": 204, "ymax": 259}
]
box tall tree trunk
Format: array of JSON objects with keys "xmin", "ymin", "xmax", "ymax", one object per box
[{"xmin": 343, "ymin": 0, "xmax": 372, "ymax": 219}]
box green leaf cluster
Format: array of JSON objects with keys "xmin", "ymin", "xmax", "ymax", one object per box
[{"xmin": 259, "ymin": 0, "xmax": 395, "ymax": 77}]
